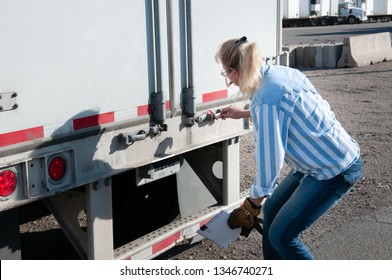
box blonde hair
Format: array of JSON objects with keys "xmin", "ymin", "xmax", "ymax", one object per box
[{"xmin": 215, "ymin": 37, "xmax": 262, "ymax": 97}]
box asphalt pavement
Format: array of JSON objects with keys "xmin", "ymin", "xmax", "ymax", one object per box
[{"xmin": 282, "ymin": 21, "xmax": 392, "ymax": 46}]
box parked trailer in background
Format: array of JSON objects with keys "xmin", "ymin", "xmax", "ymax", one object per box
[
  {"xmin": 362, "ymin": 0, "xmax": 392, "ymax": 22},
  {"xmin": 283, "ymin": 0, "xmax": 367, "ymax": 27},
  {"xmin": 0, "ymin": 0, "xmax": 282, "ymax": 260}
]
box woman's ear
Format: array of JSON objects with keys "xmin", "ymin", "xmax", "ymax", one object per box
[{"xmin": 230, "ymin": 68, "xmax": 239, "ymax": 79}]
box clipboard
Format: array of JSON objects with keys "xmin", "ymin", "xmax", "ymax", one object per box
[{"xmin": 197, "ymin": 210, "xmax": 241, "ymax": 248}]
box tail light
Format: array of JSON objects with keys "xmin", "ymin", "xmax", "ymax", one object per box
[
  {"xmin": 0, "ymin": 169, "xmax": 17, "ymax": 198},
  {"xmin": 26, "ymin": 150, "xmax": 75, "ymax": 198},
  {"xmin": 48, "ymin": 156, "xmax": 67, "ymax": 183}
]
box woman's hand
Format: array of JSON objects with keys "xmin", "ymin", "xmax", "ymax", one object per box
[{"xmin": 220, "ymin": 105, "xmax": 250, "ymax": 120}]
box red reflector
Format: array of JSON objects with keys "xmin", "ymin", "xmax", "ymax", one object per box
[
  {"xmin": 48, "ymin": 156, "xmax": 67, "ymax": 182},
  {"xmin": 0, "ymin": 170, "xmax": 17, "ymax": 197}
]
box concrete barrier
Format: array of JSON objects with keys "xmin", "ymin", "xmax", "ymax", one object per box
[
  {"xmin": 337, "ymin": 32, "xmax": 392, "ymax": 68},
  {"xmin": 315, "ymin": 46, "xmax": 324, "ymax": 68},
  {"xmin": 281, "ymin": 45, "xmax": 297, "ymax": 67},
  {"xmin": 303, "ymin": 46, "xmax": 317, "ymax": 67},
  {"xmin": 323, "ymin": 43, "xmax": 343, "ymax": 68},
  {"xmin": 296, "ymin": 46, "xmax": 305, "ymax": 68},
  {"xmin": 281, "ymin": 43, "xmax": 344, "ymax": 69}
]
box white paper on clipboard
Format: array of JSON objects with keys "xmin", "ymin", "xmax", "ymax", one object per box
[{"xmin": 197, "ymin": 210, "xmax": 241, "ymax": 248}]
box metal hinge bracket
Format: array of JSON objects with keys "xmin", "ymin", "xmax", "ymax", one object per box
[{"xmin": 0, "ymin": 92, "xmax": 18, "ymax": 112}]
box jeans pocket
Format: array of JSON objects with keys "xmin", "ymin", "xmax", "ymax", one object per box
[
  {"xmin": 341, "ymin": 157, "xmax": 363, "ymax": 186},
  {"xmin": 335, "ymin": 157, "xmax": 363, "ymax": 197},
  {"xmin": 336, "ymin": 176, "xmax": 354, "ymax": 198},
  {"xmin": 342, "ymin": 172, "xmax": 362, "ymax": 186}
]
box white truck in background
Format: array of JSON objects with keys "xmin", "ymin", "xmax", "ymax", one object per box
[
  {"xmin": 0, "ymin": 0, "xmax": 282, "ymax": 260},
  {"xmin": 357, "ymin": 0, "xmax": 392, "ymax": 22},
  {"xmin": 283, "ymin": 0, "xmax": 367, "ymax": 27}
]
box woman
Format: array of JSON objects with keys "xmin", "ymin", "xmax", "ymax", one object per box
[{"xmin": 218, "ymin": 37, "xmax": 362, "ymax": 260}]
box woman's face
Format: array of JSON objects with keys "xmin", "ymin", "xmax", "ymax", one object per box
[{"xmin": 222, "ymin": 67, "xmax": 239, "ymax": 87}]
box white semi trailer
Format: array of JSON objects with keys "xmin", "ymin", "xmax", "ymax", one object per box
[
  {"xmin": 0, "ymin": 0, "xmax": 282, "ymax": 260},
  {"xmin": 360, "ymin": 0, "xmax": 392, "ymax": 22},
  {"xmin": 283, "ymin": 0, "xmax": 367, "ymax": 27}
]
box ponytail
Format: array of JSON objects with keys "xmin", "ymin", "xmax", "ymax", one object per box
[{"xmin": 239, "ymin": 42, "xmax": 262, "ymax": 96}]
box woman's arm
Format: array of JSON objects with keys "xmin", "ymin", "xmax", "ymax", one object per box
[{"xmin": 220, "ymin": 105, "xmax": 250, "ymax": 119}]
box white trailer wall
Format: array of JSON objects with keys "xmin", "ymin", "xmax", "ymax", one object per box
[
  {"xmin": 320, "ymin": 0, "xmax": 331, "ymax": 16},
  {"xmin": 330, "ymin": 0, "xmax": 340, "ymax": 16},
  {"xmin": 365, "ymin": 0, "xmax": 374, "ymax": 15},
  {"xmin": 0, "ymin": 0, "xmax": 162, "ymax": 135},
  {"xmin": 299, "ymin": 0, "xmax": 311, "ymax": 17},
  {"xmin": 373, "ymin": 0, "xmax": 392, "ymax": 14},
  {"xmin": 187, "ymin": 0, "xmax": 279, "ymax": 99},
  {"xmin": 362, "ymin": 0, "xmax": 392, "ymax": 15},
  {"xmin": 284, "ymin": 0, "xmax": 300, "ymax": 18}
]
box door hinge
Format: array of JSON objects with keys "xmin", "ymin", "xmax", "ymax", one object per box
[{"xmin": 0, "ymin": 92, "xmax": 18, "ymax": 112}]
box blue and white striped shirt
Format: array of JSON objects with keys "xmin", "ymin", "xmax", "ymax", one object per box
[{"xmin": 249, "ymin": 65, "xmax": 360, "ymax": 199}]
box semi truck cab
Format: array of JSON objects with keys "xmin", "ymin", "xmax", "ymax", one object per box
[{"xmin": 339, "ymin": 1, "xmax": 367, "ymax": 24}]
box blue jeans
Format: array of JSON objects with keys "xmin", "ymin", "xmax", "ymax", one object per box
[{"xmin": 262, "ymin": 156, "xmax": 363, "ymax": 260}]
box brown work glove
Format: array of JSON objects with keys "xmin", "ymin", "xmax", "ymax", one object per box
[{"xmin": 228, "ymin": 198, "xmax": 261, "ymax": 230}]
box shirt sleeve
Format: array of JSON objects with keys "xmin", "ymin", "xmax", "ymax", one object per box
[{"xmin": 250, "ymin": 103, "xmax": 289, "ymax": 199}]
